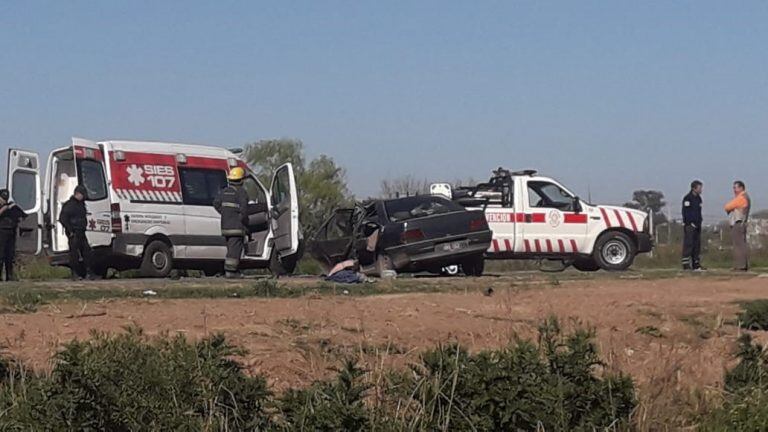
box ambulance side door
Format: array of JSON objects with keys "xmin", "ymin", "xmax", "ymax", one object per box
[
  {"xmin": 72, "ymin": 138, "xmax": 112, "ymax": 247},
  {"xmin": 270, "ymin": 163, "xmax": 300, "ymax": 259},
  {"xmin": 6, "ymin": 149, "xmax": 42, "ymax": 254}
]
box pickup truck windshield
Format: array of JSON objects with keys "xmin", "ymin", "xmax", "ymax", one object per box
[{"xmin": 385, "ymin": 196, "xmax": 464, "ymax": 223}]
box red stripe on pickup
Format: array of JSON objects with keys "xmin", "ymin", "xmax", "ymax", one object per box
[
  {"xmin": 613, "ymin": 209, "xmax": 626, "ymax": 228},
  {"xmin": 600, "ymin": 208, "xmax": 612, "ymax": 227},
  {"xmin": 626, "ymin": 211, "xmax": 638, "ymax": 231},
  {"xmin": 546, "ymin": 239, "xmax": 553, "ymax": 252},
  {"xmin": 570, "ymin": 239, "xmax": 579, "ymax": 253},
  {"xmin": 524, "ymin": 239, "xmax": 531, "ymax": 252},
  {"xmin": 534, "ymin": 239, "xmax": 541, "ymax": 252},
  {"xmin": 558, "ymin": 239, "xmax": 565, "ymax": 253},
  {"xmin": 504, "ymin": 239, "xmax": 512, "ymax": 251},
  {"xmin": 492, "ymin": 240, "xmax": 500, "ymax": 252},
  {"xmin": 564, "ymin": 213, "xmax": 588, "ymax": 224},
  {"xmin": 530, "ymin": 213, "xmax": 546, "ymax": 223}
]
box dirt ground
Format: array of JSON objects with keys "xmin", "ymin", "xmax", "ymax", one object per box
[{"xmin": 2, "ymin": 273, "xmax": 768, "ymax": 421}]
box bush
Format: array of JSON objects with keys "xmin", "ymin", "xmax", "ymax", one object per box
[
  {"xmin": 0, "ymin": 328, "xmax": 272, "ymax": 431},
  {"xmin": 737, "ymin": 300, "xmax": 768, "ymax": 330},
  {"xmin": 0, "ymin": 319, "xmax": 635, "ymax": 431},
  {"xmin": 700, "ymin": 334, "xmax": 768, "ymax": 431},
  {"xmin": 380, "ymin": 317, "xmax": 635, "ymax": 431}
]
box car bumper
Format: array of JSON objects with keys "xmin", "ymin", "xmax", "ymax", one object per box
[
  {"xmin": 385, "ymin": 230, "xmax": 492, "ymax": 270},
  {"xmin": 636, "ymin": 232, "xmax": 653, "ymax": 253}
]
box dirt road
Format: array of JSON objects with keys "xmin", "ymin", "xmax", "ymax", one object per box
[{"xmin": 1, "ymin": 272, "xmax": 767, "ymax": 423}]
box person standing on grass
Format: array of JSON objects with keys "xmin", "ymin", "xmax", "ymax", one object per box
[
  {"xmin": 681, "ymin": 180, "xmax": 704, "ymax": 271},
  {"xmin": 213, "ymin": 167, "xmax": 249, "ymax": 279},
  {"xmin": 724, "ymin": 180, "xmax": 751, "ymax": 271},
  {"xmin": 0, "ymin": 189, "xmax": 26, "ymax": 282},
  {"xmin": 59, "ymin": 185, "xmax": 95, "ymax": 280}
]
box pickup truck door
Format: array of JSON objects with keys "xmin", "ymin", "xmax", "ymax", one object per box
[
  {"xmin": 6, "ymin": 149, "xmax": 42, "ymax": 254},
  {"xmin": 520, "ymin": 179, "xmax": 587, "ymax": 255},
  {"xmin": 72, "ymin": 138, "xmax": 112, "ymax": 247}
]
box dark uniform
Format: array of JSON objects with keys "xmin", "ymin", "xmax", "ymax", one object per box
[
  {"xmin": 213, "ymin": 183, "xmax": 249, "ymax": 277},
  {"xmin": 59, "ymin": 186, "xmax": 93, "ymax": 279},
  {"xmin": 681, "ymin": 191, "xmax": 703, "ymax": 270},
  {"xmin": 0, "ymin": 189, "xmax": 25, "ymax": 281}
]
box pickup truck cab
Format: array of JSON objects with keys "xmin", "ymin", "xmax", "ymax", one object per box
[{"xmin": 431, "ymin": 168, "xmax": 653, "ymax": 271}]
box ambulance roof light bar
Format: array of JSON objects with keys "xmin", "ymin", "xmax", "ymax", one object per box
[{"xmin": 176, "ymin": 154, "xmax": 187, "ymax": 164}]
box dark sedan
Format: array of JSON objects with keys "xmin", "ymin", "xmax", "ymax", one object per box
[{"xmin": 309, "ymin": 195, "xmax": 492, "ymax": 276}]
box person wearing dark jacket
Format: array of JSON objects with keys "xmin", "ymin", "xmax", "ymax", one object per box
[
  {"xmin": 59, "ymin": 185, "xmax": 94, "ymax": 280},
  {"xmin": 213, "ymin": 167, "xmax": 250, "ymax": 279},
  {"xmin": 681, "ymin": 180, "xmax": 704, "ymax": 270},
  {"xmin": 0, "ymin": 189, "xmax": 26, "ymax": 281}
]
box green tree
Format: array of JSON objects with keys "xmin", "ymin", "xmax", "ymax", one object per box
[
  {"xmin": 624, "ymin": 190, "xmax": 667, "ymax": 225},
  {"xmin": 244, "ymin": 138, "xmax": 351, "ymax": 236}
]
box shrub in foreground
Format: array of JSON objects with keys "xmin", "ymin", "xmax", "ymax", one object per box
[
  {"xmin": 0, "ymin": 319, "xmax": 635, "ymax": 431},
  {"xmin": 0, "ymin": 328, "xmax": 272, "ymax": 431},
  {"xmin": 700, "ymin": 334, "xmax": 768, "ymax": 431},
  {"xmin": 737, "ymin": 300, "xmax": 768, "ymax": 331}
]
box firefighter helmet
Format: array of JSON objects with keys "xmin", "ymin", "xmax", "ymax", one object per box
[{"xmin": 227, "ymin": 167, "xmax": 246, "ymax": 181}]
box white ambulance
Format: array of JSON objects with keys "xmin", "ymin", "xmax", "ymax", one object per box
[
  {"xmin": 431, "ymin": 168, "xmax": 653, "ymax": 271},
  {"xmin": 6, "ymin": 138, "xmax": 301, "ymax": 277}
]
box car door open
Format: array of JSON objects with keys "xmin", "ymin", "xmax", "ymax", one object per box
[
  {"xmin": 270, "ymin": 163, "xmax": 300, "ymax": 259},
  {"xmin": 6, "ymin": 148, "xmax": 42, "ymax": 255}
]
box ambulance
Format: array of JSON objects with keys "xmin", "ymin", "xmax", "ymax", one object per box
[
  {"xmin": 431, "ymin": 168, "xmax": 653, "ymax": 271},
  {"xmin": 6, "ymin": 138, "xmax": 301, "ymax": 277}
]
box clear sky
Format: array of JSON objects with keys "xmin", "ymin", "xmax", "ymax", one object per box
[{"xmin": 1, "ymin": 1, "xmax": 766, "ymax": 222}]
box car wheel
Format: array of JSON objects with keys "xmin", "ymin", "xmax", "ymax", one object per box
[
  {"xmin": 462, "ymin": 255, "xmax": 485, "ymax": 277},
  {"xmin": 374, "ymin": 253, "xmax": 394, "ymax": 277},
  {"xmin": 140, "ymin": 240, "xmax": 173, "ymax": 278},
  {"xmin": 593, "ymin": 232, "xmax": 636, "ymax": 271},
  {"xmin": 572, "ymin": 258, "xmax": 600, "ymax": 272}
]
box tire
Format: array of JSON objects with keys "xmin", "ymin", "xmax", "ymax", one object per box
[
  {"xmin": 140, "ymin": 240, "xmax": 173, "ymax": 278},
  {"xmin": 91, "ymin": 263, "xmax": 110, "ymax": 279},
  {"xmin": 374, "ymin": 254, "xmax": 394, "ymax": 277},
  {"xmin": 572, "ymin": 258, "xmax": 600, "ymax": 272},
  {"xmin": 462, "ymin": 255, "xmax": 485, "ymax": 277},
  {"xmin": 203, "ymin": 267, "xmax": 221, "ymax": 277},
  {"xmin": 593, "ymin": 231, "xmax": 636, "ymax": 271}
]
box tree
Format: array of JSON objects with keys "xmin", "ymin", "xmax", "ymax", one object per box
[
  {"xmin": 244, "ymin": 138, "xmax": 351, "ymax": 236},
  {"xmin": 624, "ymin": 190, "xmax": 667, "ymax": 225}
]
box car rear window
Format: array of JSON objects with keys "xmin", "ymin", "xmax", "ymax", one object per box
[{"xmin": 384, "ymin": 196, "xmax": 464, "ymax": 223}]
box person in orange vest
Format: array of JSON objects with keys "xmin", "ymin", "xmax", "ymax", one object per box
[{"xmin": 724, "ymin": 180, "xmax": 751, "ymax": 271}]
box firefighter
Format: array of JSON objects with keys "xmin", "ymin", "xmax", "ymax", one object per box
[
  {"xmin": 0, "ymin": 189, "xmax": 26, "ymax": 281},
  {"xmin": 59, "ymin": 185, "xmax": 95, "ymax": 280},
  {"xmin": 681, "ymin": 180, "xmax": 704, "ymax": 271},
  {"xmin": 214, "ymin": 167, "xmax": 250, "ymax": 279}
]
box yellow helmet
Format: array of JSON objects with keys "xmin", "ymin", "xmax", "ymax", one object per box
[{"xmin": 227, "ymin": 167, "xmax": 246, "ymax": 181}]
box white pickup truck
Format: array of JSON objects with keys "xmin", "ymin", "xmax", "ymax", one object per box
[{"xmin": 431, "ymin": 168, "xmax": 653, "ymax": 271}]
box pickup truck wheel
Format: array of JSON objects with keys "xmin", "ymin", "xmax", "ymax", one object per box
[
  {"xmin": 462, "ymin": 255, "xmax": 485, "ymax": 277},
  {"xmin": 140, "ymin": 240, "xmax": 173, "ymax": 278},
  {"xmin": 593, "ymin": 232, "xmax": 636, "ymax": 271},
  {"xmin": 572, "ymin": 258, "xmax": 600, "ymax": 272}
]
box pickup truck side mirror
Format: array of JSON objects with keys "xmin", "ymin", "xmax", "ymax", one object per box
[{"xmin": 572, "ymin": 197, "xmax": 583, "ymax": 213}]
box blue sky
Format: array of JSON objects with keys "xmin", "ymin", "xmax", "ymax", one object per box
[{"xmin": 1, "ymin": 1, "xmax": 766, "ymax": 221}]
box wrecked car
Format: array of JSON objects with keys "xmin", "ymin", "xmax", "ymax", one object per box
[{"xmin": 309, "ymin": 195, "xmax": 492, "ymax": 277}]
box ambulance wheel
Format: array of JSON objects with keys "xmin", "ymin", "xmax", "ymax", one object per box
[
  {"xmin": 462, "ymin": 255, "xmax": 485, "ymax": 277},
  {"xmin": 594, "ymin": 232, "xmax": 636, "ymax": 271},
  {"xmin": 141, "ymin": 240, "xmax": 173, "ymax": 278},
  {"xmin": 572, "ymin": 258, "xmax": 600, "ymax": 272}
]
